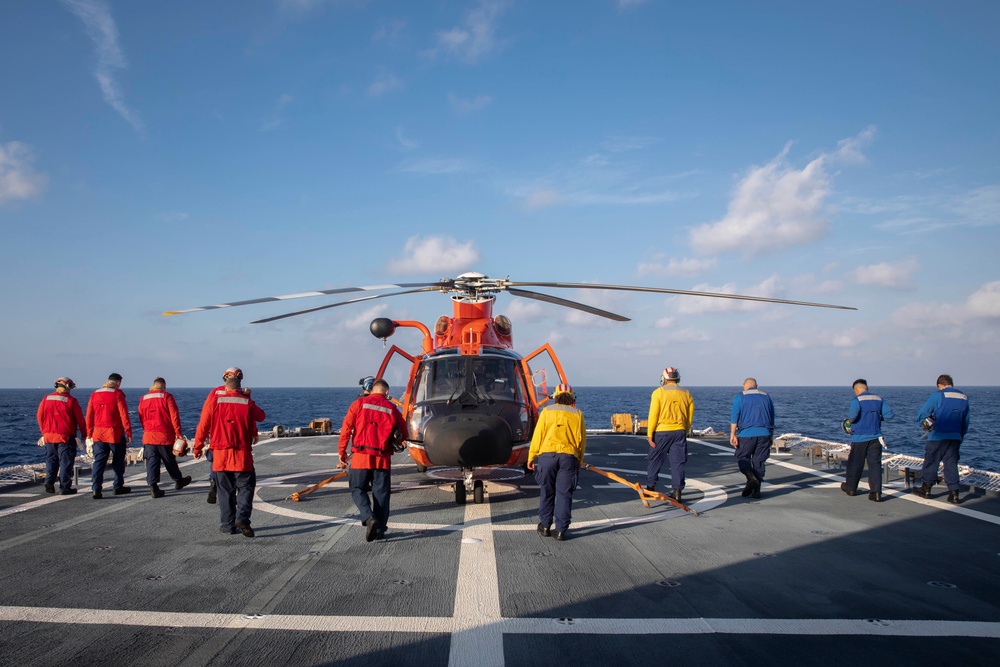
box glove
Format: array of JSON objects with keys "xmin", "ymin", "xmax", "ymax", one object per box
[
  {"xmin": 841, "ymin": 419, "xmax": 852, "ymax": 435},
  {"xmin": 37, "ymin": 437, "xmax": 45, "ymax": 447},
  {"xmin": 85, "ymin": 438, "xmax": 94, "ymax": 457}
]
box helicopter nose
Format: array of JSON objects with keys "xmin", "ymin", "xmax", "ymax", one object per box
[{"xmin": 422, "ymin": 414, "xmax": 513, "ymax": 467}]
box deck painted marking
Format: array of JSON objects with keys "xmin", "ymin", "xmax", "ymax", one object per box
[
  {"xmin": 448, "ymin": 492, "xmax": 503, "ymax": 667},
  {"xmin": 1, "ymin": 607, "xmax": 997, "ymax": 639}
]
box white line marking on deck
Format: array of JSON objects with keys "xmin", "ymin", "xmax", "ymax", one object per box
[
  {"xmin": 449, "ymin": 492, "xmax": 503, "ymax": 667},
  {"xmin": 1, "ymin": 607, "xmax": 996, "ymax": 639}
]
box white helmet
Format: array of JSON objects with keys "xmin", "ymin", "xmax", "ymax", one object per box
[{"xmin": 660, "ymin": 367, "xmax": 680, "ymax": 384}]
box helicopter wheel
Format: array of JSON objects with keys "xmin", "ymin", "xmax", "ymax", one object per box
[
  {"xmin": 455, "ymin": 482, "xmax": 467, "ymax": 505},
  {"xmin": 473, "ymin": 480, "xmax": 484, "ymax": 504},
  {"xmin": 416, "ymin": 464, "xmax": 427, "ymax": 473}
]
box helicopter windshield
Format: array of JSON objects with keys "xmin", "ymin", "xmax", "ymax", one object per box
[{"xmin": 412, "ymin": 356, "xmax": 524, "ymax": 404}]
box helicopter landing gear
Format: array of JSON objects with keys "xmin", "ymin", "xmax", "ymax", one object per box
[
  {"xmin": 416, "ymin": 464, "xmax": 427, "ymax": 473},
  {"xmin": 454, "ymin": 468, "xmax": 485, "ymax": 505}
]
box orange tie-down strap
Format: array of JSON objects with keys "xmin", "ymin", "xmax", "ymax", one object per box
[
  {"xmin": 580, "ymin": 461, "xmax": 697, "ymax": 515},
  {"xmin": 286, "ymin": 469, "xmax": 348, "ymax": 502}
]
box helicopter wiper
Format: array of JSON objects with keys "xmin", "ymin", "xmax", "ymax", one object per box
[
  {"xmin": 248, "ymin": 288, "xmax": 441, "ymax": 324},
  {"xmin": 506, "ymin": 287, "xmax": 630, "ymax": 321}
]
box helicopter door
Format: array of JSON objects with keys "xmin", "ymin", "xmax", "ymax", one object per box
[
  {"xmin": 375, "ymin": 345, "xmax": 418, "ymax": 409},
  {"xmin": 521, "ymin": 343, "xmax": 569, "ymax": 410}
]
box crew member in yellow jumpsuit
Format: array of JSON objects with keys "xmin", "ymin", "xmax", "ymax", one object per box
[{"xmin": 528, "ymin": 384, "xmax": 586, "ymax": 541}]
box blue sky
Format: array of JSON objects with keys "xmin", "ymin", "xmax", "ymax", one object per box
[{"xmin": 1, "ymin": 0, "xmax": 998, "ymax": 389}]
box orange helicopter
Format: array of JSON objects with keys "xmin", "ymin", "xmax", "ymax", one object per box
[{"xmin": 165, "ymin": 271, "xmax": 854, "ymax": 504}]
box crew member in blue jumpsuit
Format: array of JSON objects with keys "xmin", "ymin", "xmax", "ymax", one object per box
[
  {"xmin": 843, "ymin": 379, "xmax": 894, "ymax": 502},
  {"xmin": 729, "ymin": 378, "xmax": 775, "ymax": 499},
  {"xmin": 914, "ymin": 374, "xmax": 971, "ymax": 504}
]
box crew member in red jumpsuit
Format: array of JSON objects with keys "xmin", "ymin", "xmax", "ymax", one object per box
[
  {"xmin": 87, "ymin": 372, "xmax": 133, "ymax": 499},
  {"xmin": 138, "ymin": 377, "xmax": 192, "ymax": 498},
  {"xmin": 37, "ymin": 377, "xmax": 86, "ymax": 495},
  {"xmin": 339, "ymin": 378, "xmax": 407, "ymax": 542},
  {"xmin": 194, "ymin": 368, "xmax": 266, "ymax": 537}
]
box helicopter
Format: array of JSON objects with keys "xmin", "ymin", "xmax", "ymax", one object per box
[{"xmin": 164, "ymin": 271, "xmax": 855, "ymax": 504}]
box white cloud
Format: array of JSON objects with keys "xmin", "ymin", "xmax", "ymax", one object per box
[
  {"xmin": 851, "ymin": 257, "xmax": 919, "ymax": 290},
  {"xmin": 671, "ymin": 275, "xmax": 784, "ymax": 314},
  {"xmin": 503, "ymin": 298, "xmax": 546, "ymax": 323},
  {"xmin": 373, "ymin": 18, "xmax": 406, "ymax": 44},
  {"xmin": 367, "ymin": 72, "xmax": 402, "ymax": 97},
  {"xmin": 690, "ymin": 127, "xmax": 875, "ymax": 257},
  {"xmin": 967, "ymin": 281, "xmax": 1000, "ymax": 318},
  {"xmin": 0, "ymin": 141, "xmax": 48, "ymax": 205},
  {"xmin": 426, "ymin": 0, "xmax": 507, "ymax": 63},
  {"xmin": 61, "ymin": 0, "xmax": 143, "ymax": 133},
  {"xmin": 448, "ymin": 92, "xmax": 494, "ymax": 114},
  {"xmin": 637, "ymin": 257, "xmax": 718, "ymax": 278},
  {"xmin": 390, "ymin": 236, "xmax": 480, "ymax": 274}
]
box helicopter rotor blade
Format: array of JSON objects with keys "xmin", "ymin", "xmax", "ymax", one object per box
[
  {"xmin": 506, "ymin": 287, "xmax": 631, "ymax": 322},
  {"xmin": 504, "ymin": 281, "xmax": 856, "ymax": 311},
  {"xmin": 249, "ymin": 287, "xmax": 443, "ymax": 324},
  {"xmin": 163, "ymin": 281, "xmax": 450, "ymax": 316}
]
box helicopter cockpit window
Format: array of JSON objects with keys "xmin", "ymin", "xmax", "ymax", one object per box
[
  {"xmin": 413, "ymin": 357, "xmax": 522, "ymax": 404},
  {"xmin": 471, "ymin": 358, "xmax": 521, "ymax": 403},
  {"xmin": 413, "ymin": 358, "xmax": 467, "ymax": 402}
]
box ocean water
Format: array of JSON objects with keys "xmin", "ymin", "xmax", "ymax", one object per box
[{"xmin": 4, "ymin": 386, "xmax": 998, "ymax": 471}]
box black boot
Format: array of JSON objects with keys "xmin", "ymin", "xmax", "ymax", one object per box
[
  {"xmin": 536, "ymin": 522, "xmax": 551, "ymax": 537},
  {"xmin": 947, "ymin": 490, "xmax": 960, "ymax": 504},
  {"xmin": 671, "ymin": 489, "xmax": 682, "ymax": 502},
  {"xmin": 913, "ymin": 482, "xmax": 932, "ymax": 498},
  {"xmin": 150, "ymin": 483, "xmax": 165, "ymax": 498},
  {"xmin": 207, "ymin": 479, "xmax": 217, "ymax": 504},
  {"xmin": 175, "ymin": 475, "xmax": 192, "ymax": 490},
  {"xmin": 741, "ymin": 471, "xmax": 756, "ymax": 497}
]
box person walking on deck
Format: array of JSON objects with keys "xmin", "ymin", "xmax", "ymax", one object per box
[
  {"xmin": 86, "ymin": 372, "xmax": 132, "ymax": 499},
  {"xmin": 729, "ymin": 378, "xmax": 775, "ymax": 499},
  {"xmin": 339, "ymin": 379, "xmax": 408, "ymax": 542},
  {"xmin": 138, "ymin": 377, "xmax": 192, "ymax": 498},
  {"xmin": 37, "ymin": 377, "xmax": 86, "ymax": 495},
  {"xmin": 914, "ymin": 374, "xmax": 971, "ymax": 504},
  {"xmin": 194, "ymin": 368, "xmax": 266, "ymax": 537},
  {"xmin": 528, "ymin": 384, "xmax": 586, "ymax": 541},
  {"xmin": 842, "ymin": 379, "xmax": 894, "ymax": 502},
  {"xmin": 646, "ymin": 367, "xmax": 694, "ymax": 502}
]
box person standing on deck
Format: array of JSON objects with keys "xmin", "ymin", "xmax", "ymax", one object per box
[
  {"xmin": 527, "ymin": 384, "xmax": 586, "ymax": 542},
  {"xmin": 36, "ymin": 377, "xmax": 86, "ymax": 495},
  {"xmin": 138, "ymin": 377, "xmax": 192, "ymax": 498},
  {"xmin": 200, "ymin": 371, "xmax": 254, "ymax": 505},
  {"xmin": 729, "ymin": 378, "xmax": 775, "ymax": 499},
  {"xmin": 339, "ymin": 378, "xmax": 408, "ymax": 542},
  {"xmin": 646, "ymin": 367, "xmax": 695, "ymax": 502},
  {"xmin": 842, "ymin": 379, "xmax": 894, "ymax": 502},
  {"xmin": 914, "ymin": 374, "xmax": 971, "ymax": 504},
  {"xmin": 86, "ymin": 372, "xmax": 132, "ymax": 499},
  {"xmin": 194, "ymin": 368, "xmax": 266, "ymax": 537}
]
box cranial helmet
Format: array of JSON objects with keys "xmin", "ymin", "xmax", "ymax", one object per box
[
  {"xmin": 223, "ymin": 367, "xmax": 244, "ymax": 381},
  {"xmin": 661, "ymin": 367, "xmax": 680, "ymax": 384},
  {"xmin": 54, "ymin": 377, "xmax": 76, "ymax": 390},
  {"xmin": 359, "ymin": 376, "xmax": 375, "ymax": 393},
  {"xmin": 553, "ymin": 383, "xmax": 575, "ymax": 400}
]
